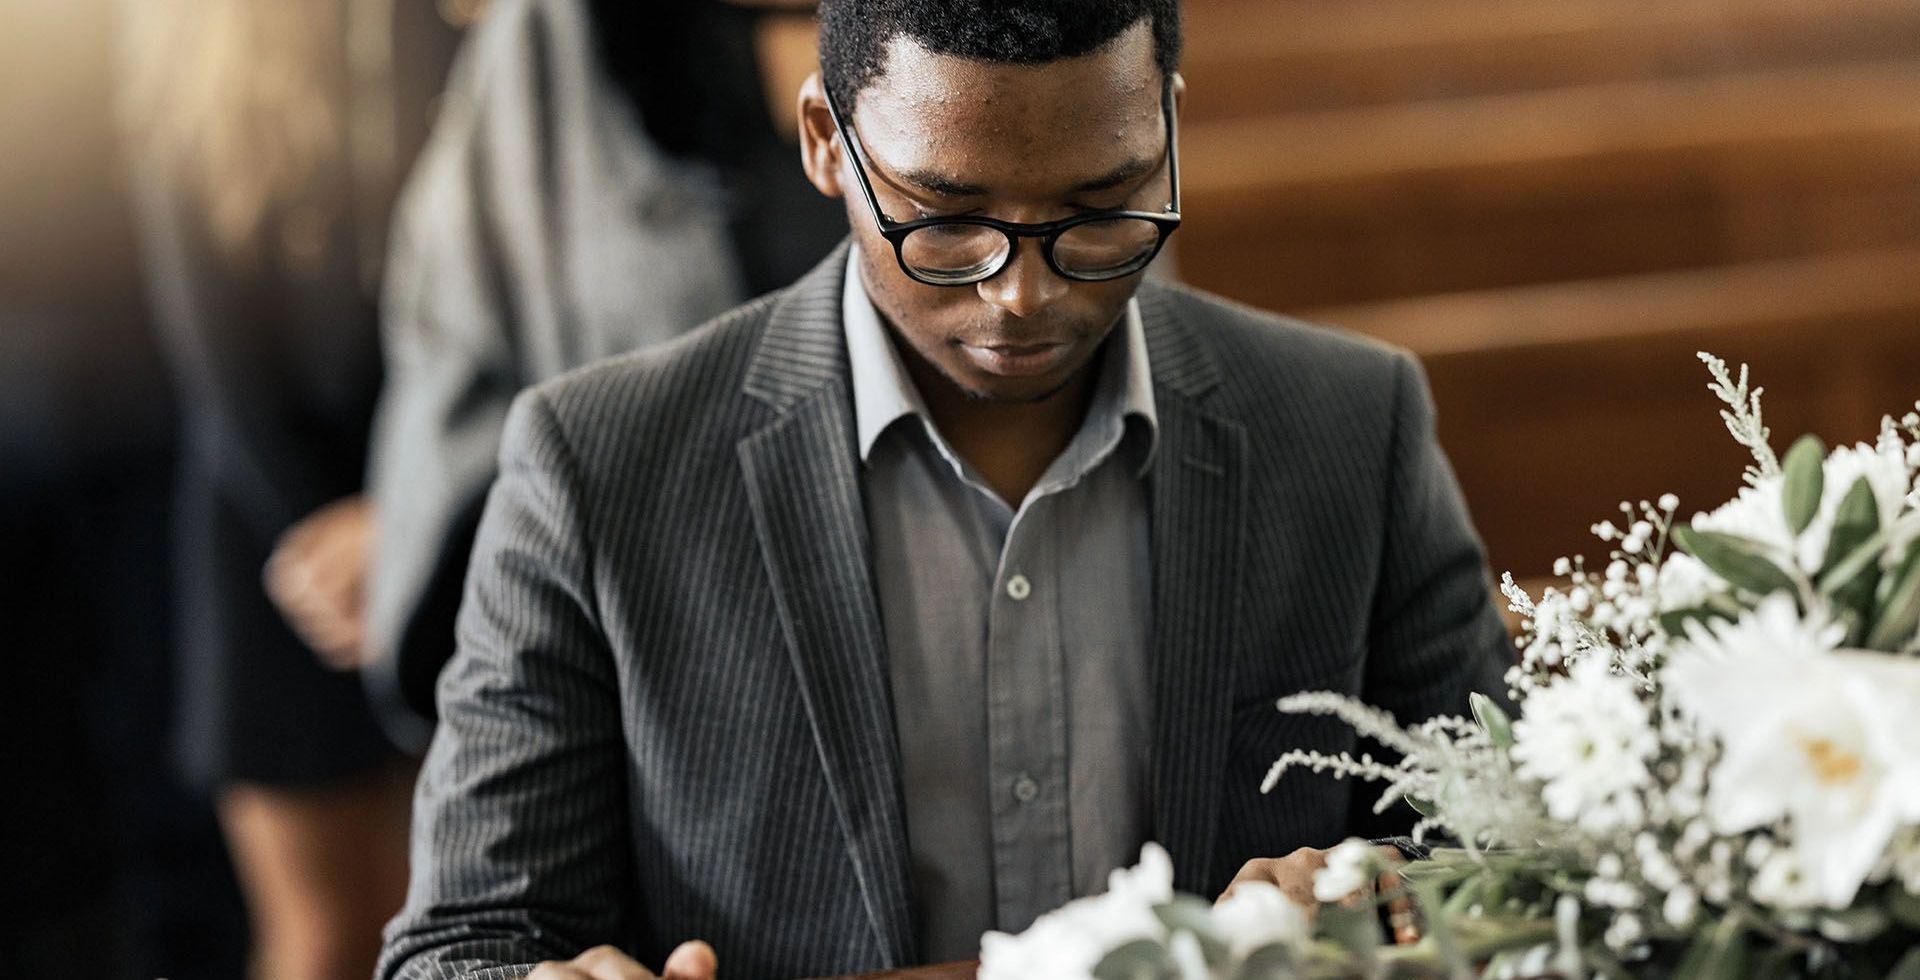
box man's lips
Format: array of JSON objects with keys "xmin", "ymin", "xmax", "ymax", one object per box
[{"xmin": 957, "ymin": 339, "xmax": 1074, "ymax": 378}]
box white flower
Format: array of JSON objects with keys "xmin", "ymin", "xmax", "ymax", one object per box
[
  {"xmin": 1692, "ymin": 477, "xmax": 1793, "ymax": 564},
  {"xmin": 1692, "ymin": 442, "xmax": 1910, "ymax": 574},
  {"xmin": 1211, "ymin": 880, "xmax": 1308, "ymax": 958},
  {"xmin": 1751, "ymin": 849, "xmax": 1823, "ymax": 910},
  {"xmin": 1604, "ymin": 912, "xmax": 1646, "ymax": 952},
  {"xmin": 1664, "ymin": 650, "xmax": 1920, "ymax": 908},
  {"xmin": 1671, "ymin": 594, "xmax": 1842, "ymax": 662},
  {"xmin": 1313, "ymin": 838, "xmax": 1378, "ymax": 903},
  {"xmin": 1654, "ymin": 553, "xmax": 1720, "ymax": 613},
  {"xmin": 1510, "ymin": 657, "xmax": 1659, "ymax": 833},
  {"xmin": 1662, "ymin": 886, "xmax": 1699, "ymax": 928},
  {"xmin": 978, "ymin": 843, "xmax": 1173, "ymax": 980}
]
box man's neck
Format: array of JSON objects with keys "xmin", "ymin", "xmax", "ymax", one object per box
[{"xmin": 900, "ymin": 346, "xmax": 1099, "ymax": 509}]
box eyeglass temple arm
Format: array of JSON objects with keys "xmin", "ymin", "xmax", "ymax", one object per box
[{"xmin": 822, "ymin": 86, "xmax": 898, "ymax": 229}]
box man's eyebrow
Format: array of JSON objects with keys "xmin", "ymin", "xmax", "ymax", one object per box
[
  {"xmin": 1069, "ymin": 155, "xmax": 1159, "ymax": 195},
  {"xmin": 894, "ymin": 167, "xmax": 989, "ymax": 199},
  {"xmin": 888, "ymin": 154, "xmax": 1160, "ymax": 200}
]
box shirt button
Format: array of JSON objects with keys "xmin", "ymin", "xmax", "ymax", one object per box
[
  {"xmin": 1005, "ymin": 574, "xmax": 1032, "ymax": 601},
  {"xmin": 1012, "ymin": 774, "xmax": 1040, "ymax": 803}
]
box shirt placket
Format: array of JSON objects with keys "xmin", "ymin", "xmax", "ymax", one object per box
[{"xmin": 985, "ymin": 497, "xmax": 1072, "ymax": 933}]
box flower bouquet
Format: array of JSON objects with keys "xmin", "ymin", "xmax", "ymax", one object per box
[{"xmin": 978, "ymin": 354, "xmax": 1920, "ymax": 979}]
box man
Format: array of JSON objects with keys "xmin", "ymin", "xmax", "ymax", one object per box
[{"xmin": 379, "ymin": 1, "xmax": 1512, "ymax": 977}]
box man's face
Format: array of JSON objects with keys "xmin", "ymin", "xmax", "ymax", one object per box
[{"xmin": 801, "ymin": 22, "xmax": 1177, "ymax": 404}]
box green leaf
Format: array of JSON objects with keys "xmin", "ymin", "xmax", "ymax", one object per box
[
  {"xmin": 1820, "ymin": 478, "xmax": 1883, "ymax": 638},
  {"xmin": 1889, "ymin": 885, "xmax": 1920, "ymax": 930},
  {"xmin": 1781, "ymin": 435, "xmax": 1826, "ymax": 535},
  {"xmin": 1820, "ymin": 478, "xmax": 1882, "ymax": 577},
  {"xmin": 1673, "ymin": 526, "xmax": 1798, "ymax": 595},
  {"xmin": 1660, "ymin": 605, "xmax": 1738, "ymax": 638},
  {"xmin": 1314, "ymin": 903, "xmax": 1381, "ymax": 962},
  {"xmin": 1816, "ymin": 904, "xmax": 1889, "ymax": 942},
  {"xmin": 1819, "ymin": 527, "xmax": 1889, "ymax": 595},
  {"xmin": 1748, "ymin": 946, "xmax": 1803, "ymax": 980},
  {"xmin": 1867, "ymin": 548, "xmax": 1920, "ymax": 651},
  {"xmin": 1889, "ymin": 948, "xmax": 1920, "ymax": 980},
  {"xmin": 1671, "ymin": 915, "xmax": 1751, "ymax": 980},
  {"xmin": 1151, "ymin": 896, "xmax": 1229, "ymax": 967},
  {"xmin": 1470, "ymin": 692, "xmax": 1514, "ymax": 749},
  {"xmin": 1230, "ymin": 943, "xmax": 1298, "ymax": 980},
  {"xmin": 1405, "ymin": 795, "xmax": 1439, "ymax": 818},
  {"xmin": 1092, "ymin": 938, "xmax": 1177, "ymax": 980}
]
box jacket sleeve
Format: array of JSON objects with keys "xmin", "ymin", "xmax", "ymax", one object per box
[
  {"xmin": 377, "ymin": 389, "xmax": 634, "ymax": 980},
  {"xmin": 1350, "ymin": 352, "xmax": 1515, "ymax": 841}
]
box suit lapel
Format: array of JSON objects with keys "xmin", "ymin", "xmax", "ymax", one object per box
[
  {"xmin": 737, "ymin": 245, "xmax": 917, "ymax": 967},
  {"xmin": 1141, "ymin": 285, "xmax": 1249, "ymax": 895}
]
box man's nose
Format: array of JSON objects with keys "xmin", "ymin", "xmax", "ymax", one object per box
[{"xmin": 975, "ymin": 239, "xmax": 1069, "ymax": 318}]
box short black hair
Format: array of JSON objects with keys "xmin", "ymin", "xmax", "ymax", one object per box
[{"xmin": 819, "ymin": 0, "xmax": 1181, "ymax": 107}]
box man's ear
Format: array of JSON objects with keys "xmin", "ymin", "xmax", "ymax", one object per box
[{"xmin": 796, "ymin": 73, "xmax": 847, "ymax": 200}]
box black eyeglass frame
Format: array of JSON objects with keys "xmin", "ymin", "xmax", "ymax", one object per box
[{"xmin": 823, "ymin": 79, "xmax": 1183, "ymax": 286}]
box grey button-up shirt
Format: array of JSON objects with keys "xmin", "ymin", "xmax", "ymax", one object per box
[{"xmin": 843, "ymin": 253, "xmax": 1159, "ymax": 961}]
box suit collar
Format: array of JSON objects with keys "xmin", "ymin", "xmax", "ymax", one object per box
[{"xmin": 741, "ymin": 241, "xmax": 857, "ymax": 413}]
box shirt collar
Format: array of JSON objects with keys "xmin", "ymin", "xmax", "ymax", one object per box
[{"xmin": 841, "ymin": 246, "xmax": 1160, "ymax": 473}]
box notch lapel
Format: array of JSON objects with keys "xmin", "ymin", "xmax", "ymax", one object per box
[
  {"xmin": 737, "ymin": 246, "xmax": 917, "ymax": 967},
  {"xmin": 1141, "ymin": 286, "xmax": 1249, "ymax": 895}
]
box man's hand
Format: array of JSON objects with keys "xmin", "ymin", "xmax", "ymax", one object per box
[
  {"xmin": 529, "ymin": 941, "xmax": 717, "ymax": 980},
  {"xmin": 264, "ymin": 494, "xmax": 374, "ymax": 669},
  {"xmin": 1219, "ymin": 845, "xmax": 1418, "ymax": 943}
]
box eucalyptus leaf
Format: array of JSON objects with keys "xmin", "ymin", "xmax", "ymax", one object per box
[
  {"xmin": 1093, "ymin": 938, "xmax": 1177, "ymax": 980},
  {"xmin": 1315, "ymin": 903, "xmax": 1381, "ymax": 962},
  {"xmin": 1409, "ymin": 880, "xmax": 1470, "ymax": 980},
  {"xmin": 1659, "ymin": 605, "xmax": 1736, "ymax": 638},
  {"xmin": 1153, "ymin": 896, "xmax": 1230, "ymax": 967},
  {"xmin": 1820, "ymin": 478, "xmax": 1882, "ymax": 576},
  {"xmin": 1673, "ymin": 526, "xmax": 1798, "ymax": 595},
  {"xmin": 1867, "ymin": 548, "xmax": 1920, "ymax": 651},
  {"xmin": 1749, "ymin": 946, "xmax": 1803, "ymax": 980},
  {"xmin": 1671, "ymin": 915, "xmax": 1750, "ymax": 980},
  {"xmin": 1231, "ymin": 943, "xmax": 1298, "ymax": 980},
  {"xmin": 1469, "ymin": 692, "xmax": 1514, "ymax": 749},
  {"xmin": 1889, "ymin": 885, "xmax": 1920, "ymax": 930},
  {"xmin": 1821, "ymin": 479, "xmax": 1883, "ymax": 637},
  {"xmin": 1818, "ymin": 527, "xmax": 1889, "ymax": 596},
  {"xmin": 1781, "ymin": 434, "xmax": 1826, "ymax": 535},
  {"xmin": 1889, "ymin": 948, "xmax": 1920, "ymax": 980},
  {"xmin": 1816, "ymin": 904, "xmax": 1889, "ymax": 942}
]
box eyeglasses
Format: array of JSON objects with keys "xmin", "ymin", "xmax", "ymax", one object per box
[{"xmin": 824, "ymin": 80, "xmax": 1182, "ymax": 287}]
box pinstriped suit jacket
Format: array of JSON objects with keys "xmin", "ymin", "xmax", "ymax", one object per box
[{"xmin": 378, "ymin": 243, "xmax": 1512, "ymax": 979}]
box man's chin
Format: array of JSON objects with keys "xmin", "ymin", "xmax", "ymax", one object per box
[{"xmin": 952, "ymin": 370, "xmax": 1081, "ymax": 405}]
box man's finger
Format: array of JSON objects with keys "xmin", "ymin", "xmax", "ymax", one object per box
[
  {"xmin": 527, "ymin": 963, "xmax": 594, "ymax": 980},
  {"xmin": 662, "ymin": 940, "xmax": 718, "ymax": 980},
  {"xmin": 569, "ymin": 944, "xmax": 656, "ymax": 980},
  {"xmin": 1374, "ymin": 850, "xmax": 1419, "ymax": 944}
]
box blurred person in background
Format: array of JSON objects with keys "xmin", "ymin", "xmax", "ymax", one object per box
[
  {"xmin": 2, "ymin": 2, "xmax": 249, "ymax": 973},
  {"xmin": 117, "ymin": 0, "xmax": 459, "ymax": 976},
  {"xmin": 361, "ymin": 0, "xmax": 847, "ymax": 745}
]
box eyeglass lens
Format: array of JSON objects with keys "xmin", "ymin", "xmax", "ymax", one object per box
[{"xmin": 898, "ymin": 216, "xmax": 1164, "ymax": 284}]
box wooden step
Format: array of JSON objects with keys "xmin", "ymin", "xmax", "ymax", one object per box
[
  {"xmin": 1182, "ymin": 0, "xmax": 1920, "ymax": 118},
  {"xmin": 1295, "ymin": 250, "xmax": 1920, "ymax": 577},
  {"xmin": 1175, "ymin": 61, "xmax": 1920, "ymax": 307}
]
